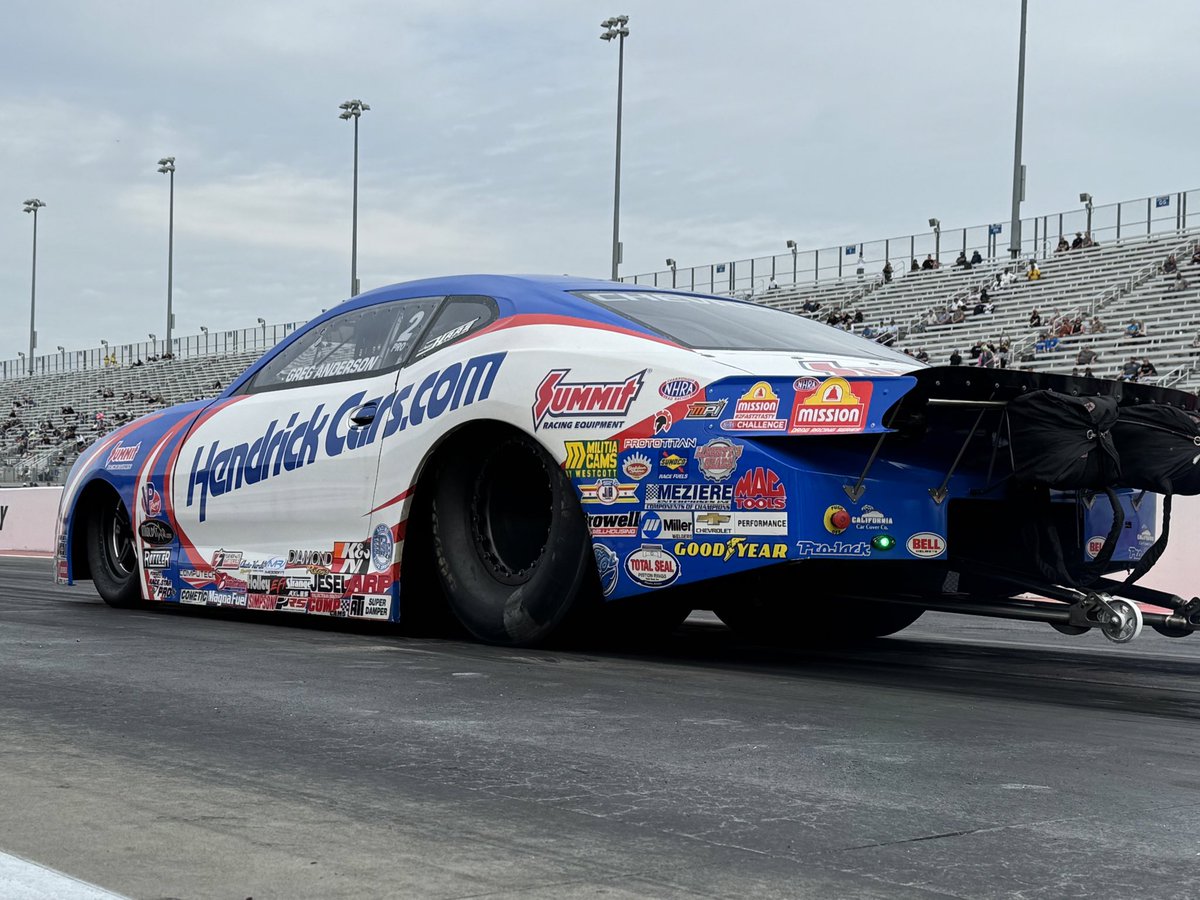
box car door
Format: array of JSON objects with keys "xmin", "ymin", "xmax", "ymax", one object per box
[{"xmin": 169, "ymin": 297, "xmax": 441, "ymax": 589}]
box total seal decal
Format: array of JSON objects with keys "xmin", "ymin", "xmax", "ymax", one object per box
[
  {"xmin": 673, "ymin": 538, "xmax": 788, "ymax": 562},
  {"xmin": 594, "ymin": 544, "xmax": 619, "ymax": 596},
  {"xmin": 532, "ymin": 368, "xmax": 644, "ymax": 431},
  {"xmin": 789, "ymin": 376, "xmax": 872, "ymax": 435},
  {"xmin": 695, "ymin": 438, "xmax": 743, "ymax": 482},
  {"xmin": 721, "ymin": 382, "xmax": 786, "ymax": 432},
  {"xmin": 187, "ymin": 352, "xmax": 504, "ymax": 522},
  {"xmin": 624, "ymin": 543, "xmax": 680, "ymax": 589},
  {"xmin": 906, "ymin": 532, "xmax": 946, "ymax": 558},
  {"xmin": 564, "ymin": 440, "xmax": 618, "ymax": 478}
]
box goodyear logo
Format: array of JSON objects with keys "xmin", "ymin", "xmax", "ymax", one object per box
[
  {"xmin": 672, "ymin": 538, "xmax": 788, "ymax": 562},
  {"xmin": 564, "ymin": 440, "xmax": 618, "ymax": 478}
]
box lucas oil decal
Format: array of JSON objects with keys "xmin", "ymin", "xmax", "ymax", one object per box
[{"xmin": 186, "ymin": 353, "xmax": 503, "ymax": 522}]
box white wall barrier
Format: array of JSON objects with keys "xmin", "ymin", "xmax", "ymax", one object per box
[
  {"xmin": 1138, "ymin": 494, "xmax": 1200, "ymax": 599},
  {"xmin": 0, "ymin": 486, "xmax": 62, "ymax": 554}
]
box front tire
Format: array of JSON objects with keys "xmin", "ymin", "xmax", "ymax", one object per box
[
  {"xmin": 85, "ymin": 494, "xmax": 142, "ymax": 608},
  {"xmin": 430, "ymin": 433, "xmax": 593, "ymax": 646}
]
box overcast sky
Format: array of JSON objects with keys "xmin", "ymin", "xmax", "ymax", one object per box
[{"xmin": 2, "ymin": 0, "xmax": 1197, "ymax": 361}]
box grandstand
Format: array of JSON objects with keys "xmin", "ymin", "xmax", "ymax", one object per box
[{"xmin": 4, "ymin": 187, "xmax": 1200, "ymax": 486}]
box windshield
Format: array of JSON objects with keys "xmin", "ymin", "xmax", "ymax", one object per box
[{"xmin": 575, "ymin": 290, "xmax": 916, "ymax": 363}]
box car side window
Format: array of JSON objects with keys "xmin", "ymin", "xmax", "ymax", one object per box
[
  {"xmin": 246, "ymin": 297, "xmax": 442, "ymax": 393},
  {"xmin": 411, "ymin": 296, "xmax": 497, "ymax": 362}
]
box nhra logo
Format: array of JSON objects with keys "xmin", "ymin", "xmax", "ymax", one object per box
[
  {"xmin": 531, "ymin": 369, "xmax": 645, "ymax": 429},
  {"xmin": 789, "ymin": 377, "xmax": 871, "ymax": 434},
  {"xmin": 659, "ymin": 378, "xmax": 700, "ymax": 400},
  {"xmin": 734, "ymin": 467, "xmax": 786, "ymax": 510},
  {"xmin": 186, "ymin": 352, "xmax": 504, "ymax": 523}
]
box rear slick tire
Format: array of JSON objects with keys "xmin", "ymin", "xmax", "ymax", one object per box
[
  {"xmin": 716, "ymin": 595, "xmax": 924, "ymax": 645},
  {"xmin": 430, "ymin": 432, "xmax": 593, "ymax": 646},
  {"xmin": 85, "ymin": 494, "xmax": 143, "ymax": 609}
]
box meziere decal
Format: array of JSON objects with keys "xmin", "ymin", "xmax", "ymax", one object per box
[{"xmin": 789, "ymin": 376, "xmax": 872, "ymax": 434}]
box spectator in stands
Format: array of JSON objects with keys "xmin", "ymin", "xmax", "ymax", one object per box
[
  {"xmin": 915, "ymin": 348, "xmax": 929, "ymax": 363},
  {"xmin": 921, "ymin": 255, "xmax": 935, "ymax": 271},
  {"xmin": 1083, "ymin": 232, "xmax": 1096, "ymax": 248},
  {"xmin": 976, "ymin": 344, "xmax": 996, "ymax": 368},
  {"xmin": 1126, "ymin": 319, "xmax": 1146, "ymax": 338},
  {"xmin": 1027, "ymin": 260, "xmax": 1041, "ymax": 280},
  {"xmin": 955, "ymin": 250, "xmax": 969, "ymax": 269},
  {"xmin": 1089, "ymin": 316, "xmax": 1105, "ymax": 334},
  {"xmin": 882, "ymin": 261, "xmax": 893, "ymax": 283},
  {"xmin": 1139, "ymin": 358, "xmax": 1159, "ymax": 379},
  {"xmin": 1191, "ymin": 246, "xmax": 1200, "ymax": 266},
  {"xmin": 1071, "ymin": 232, "xmax": 1085, "ymax": 250},
  {"xmin": 950, "ymin": 307, "xmax": 965, "ymax": 324},
  {"xmin": 1168, "ymin": 272, "xmax": 1191, "ymax": 292},
  {"xmin": 1056, "ymin": 236, "xmax": 1070, "ymax": 253},
  {"xmin": 910, "ymin": 258, "xmax": 920, "ymax": 272},
  {"xmin": 997, "ymin": 343, "xmax": 1010, "ymax": 368},
  {"xmin": 968, "ymin": 341, "xmax": 983, "ymax": 360},
  {"xmin": 970, "ymin": 249, "xmax": 983, "ymax": 266},
  {"xmin": 802, "ymin": 299, "xmax": 821, "ymax": 313},
  {"xmin": 1077, "ymin": 347, "xmax": 1099, "ymax": 366},
  {"xmin": 852, "ymin": 309, "xmax": 863, "ymax": 324},
  {"xmin": 766, "ymin": 277, "xmax": 779, "ymax": 291},
  {"xmin": 1164, "ymin": 254, "xmax": 1178, "ymax": 274},
  {"xmin": 1084, "ymin": 366, "xmax": 1094, "ymax": 378},
  {"xmin": 1120, "ymin": 358, "xmax": 1141, "ymax": 381},
  {"xmin": 1029, "ymin": 308, "xmax": 1041, "ymax": 327},
  {"xmin": 949, "ymin": 349, "xmax": 963, "ymax": 366}
]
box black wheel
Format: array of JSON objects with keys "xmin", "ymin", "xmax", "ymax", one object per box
[
  {"xmin": 713, "ymin": 574, "xmax": 924, "ymax": 644},
  {"xmin": 85, "ymin": 494, "xmax": 143, "ymax": 608},
  {"xmin": 430, "ymin": 433, "xmax": 593, "ymax": 646}
]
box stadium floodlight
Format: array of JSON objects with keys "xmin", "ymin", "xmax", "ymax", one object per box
[
  {"xmin": 56, "ymin": 346, "xmax": 63, "ymax": 352},
  {"xmin": 200, "ymin": 325, "xmax": 209, "ymax": 353},
  {"xmin": 338, "ymin": 100, "xmax": 370, "ymax": 298},
  {"xmin": 1079, "ymin": 192, "xmax": 1092, "ymax": 204},
  {"xmin": 600, "ymin": 15, "xmax": 630, "ymax": 281},
  {"xmin": 148, "ymin": 333, "xmax": 156, "ymax": 341},
  {"xmin": 22, "ymin": 198, "xmax": 45, "ymax": 376},
  {"xmin": 1080, "ymin": 192, "xmax": 1094, "ymax": 235},
  {"xmin": 786, "ymin": 239, "xmax": 798, "ymax": 283},
  {"xmin": 928, "ymin": 218, "xmax": 940, "ymax": 229},
  {"xmin": 156, "ymin": 157, "xmax": 176, "ymax": 352},
  {"xmin": 666, "ymin": 258, "xmax": 677, "ymax": 287},
  {"xmin": 929, "ymin": 218, "xmax": 942, "ymax": 262}
]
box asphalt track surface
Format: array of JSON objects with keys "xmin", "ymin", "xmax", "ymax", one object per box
[{"xmin": 3, "ymin": 558, "xmax": 1200, "ymax": 899}]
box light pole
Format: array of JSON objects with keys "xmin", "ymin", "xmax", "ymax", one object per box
[
  {"xmin": 666, "ymin": 258, "xmax": 676, "ymax": 288},
  {"xmin": 257, "ymin": 317, "xmax": 267, "ymax": 348},
  {"xmin": 56, "ymin": 345, "xmax": 64, "ymax": 372},
  {"xmin": 929, "ymin": 218, "xmax": 941, "ymax": 263},
  {"xmin": 339, "ymin": 99, "xmax": 370, "ymax": 297},
  {"xmin": 148, "ymin": 333, "xmax": 156, "ymax": 358},
  {"xmin": 1079, "ymin": 192, "xmax": 1094, "ymax": 237},
  {"xmin": 601, "ymin": 15, "xmax": 630, "ymax": 281},
  {"xmin": 100, "ymin": 338, "xmax": 108, "ymax": 368},
  {"xmin": 157, "ymin": 157, "xmax": 176, "ymax": 350},
  {"xmin": 786, "ymin": 239, "xmax": 797, "ymax": 284},
  {"xmin": 1008, "ymin": 0, "xmax": 1029, "ymax": 259},
  {"xmin": 200, "ymin": 325, "xmax": 209, "ymax": 354},
  {"xmin": 22, "ymin": 199, "xmax": 45, "ymax": 376}
]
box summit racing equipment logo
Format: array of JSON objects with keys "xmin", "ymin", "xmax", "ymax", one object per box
[
  {"xmin": 789, "ymin": 377, "xmax": 871, "ymax": 435},
  {"xmin": 531, "ymin": 369, "xmax": 644, "ymax": 430},
  {"xmin": 106, "ymin": 440, "xmax": 141, "ymax": 471},
  {"xmin": 186, "ymin": 353, "xmax": 503, "ymax": 522}
]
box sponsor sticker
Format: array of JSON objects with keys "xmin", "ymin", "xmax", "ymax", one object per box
[
  {"xmin": 346, "ymin": 572, "xmax": 394, "ymax": 594},
  {"xmin": 695, "ymin": 438, "xmax": 743, "ymax": 482},
  {"xmin": 659, "ymin": 378, "xmax": 700, "ymax": 401},
  {"xmin": 240, "ymin": 556, "xmax": 286, "ymax": 573},
  {"xmin": 532, "ymin": 369, "xmax": 644, "ymax": 430},
  {"xmin": 578, "ymin": 479, "xmax": 639, "ymax": 505},
  {"xmin": 640, "ymin": 511, "xmax": 693, "ymax": 540},
  {"xmin": 694, "ymin": 512, "xmax": 787, "ymax": 536},
  {"xmin": 645, "ymin": 483, "xmax": 733, "ymax": 511},
  {"xmin": 138, "ymin": 520, "xmax": 175, "ymax": 546},
  {"xmin": 288, "ymin": 549, "xmax": 332, "ymax": 567},
  {"xmin": 672, "ymin": 538, "xmax": 788, "ymax": 562},
  {"xmin": 652, "ymin": 410, "xmax": 673, "ymax": 434},
  {"xmin": 142, "ymin": 483, "xmax": 162, "ymax": 517},
  {"xmin": 795, "ymin": 539, "xmax": 871, "ymax": 558},
  {"xmin": 684, "ymin": 399, "xmax": 727, "ymax": 419},
  {"xmin": 594, "ymin": 544, "xmax": 619, "ymax": 597},
  {"xmin": 1085, "ymin": 535, "xmax": 1105, "ymax": 559},
  {"xmin": 789, "ymin": 377, "xmax": 872, "ymax": 435},
  {"xmin": 657, "ymin": 450, "xmax": 689, "ymax": 480},
  {"xmin": 621, "ymin": 452, "xmax": 652, "ymax": 481},
  {"xmin": 824, "ymin": 504, "xmax": 851, "ymax": 535},
  {"xmin": 624, "ymin": 544, "xmax": 681, "ymax": 589},
  {"xmin": 795, "ymin": 359, "xmax": 911, "ymax": 378},
  {"xmin": 180, "ymin": 589, "xmax": 208, "ymax": 605},
  {"xmin": 564, "ymin": 440, "xmax": 619, "ymax": 478},
  {"xmin": 142, "ymin": 549, "xmax": 170, "ymax": 569},
  {"xmin": 851, "ymin": 505, "xmax": 893, "ymax": 531},
  {"xmin": 105, "ymin": 440, "xmax": 141, "ymax": 471},
  {"xmin": 212, "ymin": 548, "xmax": 244, "ymax": 569},
  {"xmin": 721, "ymin": 382, "xmax": 786, "ymax": 432},
  {"xmin": 371, "ymin": 523, "xmax": 394, "ymax": 571},
  {"xmin": 905, "ymin": 532, "xmax": 946, "ymax": 558},
  {"xmin": 733, "ymin": 467, "xmax": 786, "ymax": 511},
  {"xmin": 623, "ymin": 437, "xmax": 697, "ymax": 450},
  {"xmin": 588, "ymin": 510, "xmax": 642, "ymax": 538}
]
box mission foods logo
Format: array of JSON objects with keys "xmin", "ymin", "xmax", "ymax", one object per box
[
  {"xmin": 531, "ymin": 369, "xmax": 645, "ymax": 430},
  {"xmin": 721, "ymin": 382, "xmax": 786, "ymax": 432},
  {"xmin": 187, "ymin": 353, "xmax": 504, "ymax": 522},
  {"xmin": 789, "ymin": 376, "xmax": 871, "ymax": 434}
]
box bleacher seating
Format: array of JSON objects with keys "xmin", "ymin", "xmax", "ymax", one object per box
[{"xmin": 0, "ymin": 350, "xmax": 261, "ymax": 484}]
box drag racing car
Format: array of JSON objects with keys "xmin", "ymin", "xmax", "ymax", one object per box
[{"xmin": 53, "ymin": 274, "xmax": 1200, "ymax": 647}]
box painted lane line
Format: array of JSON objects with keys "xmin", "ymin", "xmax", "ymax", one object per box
[{"xmin": 0, "ymin": 849, "xmax": 130, "ymax": 899}]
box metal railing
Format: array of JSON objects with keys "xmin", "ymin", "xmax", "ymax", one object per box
[
  {"xmin": 625, "ymin": 187, "xmax": 1199, "ymax": 296},
  {"xmin": 0, "ymin": 320, "xmax": 303, "ymax": 383}
]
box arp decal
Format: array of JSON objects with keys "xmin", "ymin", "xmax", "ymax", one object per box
[
  {"xmin": 623, "ymin": 544, "xmax": 680, "ymax": 589},
  {"xmin": 564, "ymin": 440, "xmax": 619, "ymax": 478},
  {"xmin": 594, "ymin": 544, "xmax": 619, "ymax": 596},
  {"xmin": 789, "ymin": 377, "xmax": 872, "ymax": 435},
  {"xmin": 695, "ymin": 438, "xmax": 743, "ymax": 482},
  {"xmin": 531, "ymin": 368, "xmax": 644, "ymax": 430},
  {"xmin": 187, "ymin": 353, "xmax": 504, "ymax": 522}
]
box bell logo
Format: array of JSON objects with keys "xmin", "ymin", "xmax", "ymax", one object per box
[{"xmin": 906, "ymin": 532, "xmax": 946, "ymax": 558}]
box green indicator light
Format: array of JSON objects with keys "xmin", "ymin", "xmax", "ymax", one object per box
[{"xmin": 871, "ymin": 534, "xmax": 896, "ymax": 551}]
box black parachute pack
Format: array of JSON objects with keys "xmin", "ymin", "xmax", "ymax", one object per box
[{"xmin": 1004, "ymin": 391, "xmax": 1123, "ymax": 586}]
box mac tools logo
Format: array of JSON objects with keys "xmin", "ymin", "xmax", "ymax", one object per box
[{"xmin": 531, "ymin": 369, "xmax": 645, "ymax": 430}]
